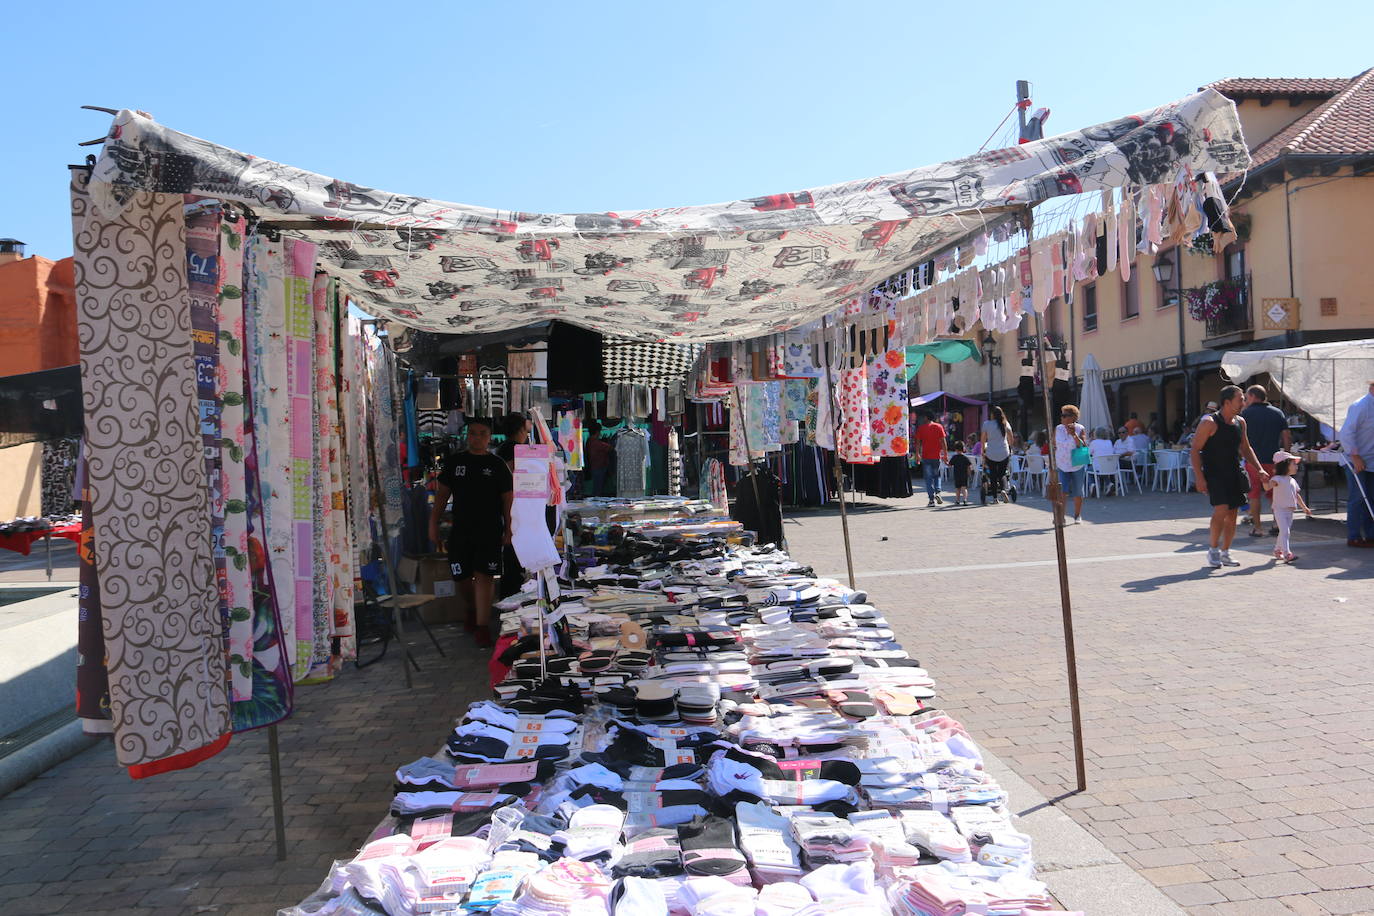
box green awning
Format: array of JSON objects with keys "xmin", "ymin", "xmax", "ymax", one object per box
[{"xmin": 904, "ymin": 339, "xmax": 981, "ymax": 373}]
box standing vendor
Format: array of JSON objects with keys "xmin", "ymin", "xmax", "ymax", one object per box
[{"xmin": 429, "ymin": 417, "xmax": 512, "ymax": 648}]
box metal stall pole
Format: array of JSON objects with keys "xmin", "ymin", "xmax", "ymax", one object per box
[
  {"xmin": 1027, "ymin": 206, "xmax": 1088, "ymax": 793},
  {"xmin": 268, "ymin": 724, "xmax": 288, "ymax": 861},
  {"xmin": 371, "ymin": 332, "xmax": 420, "ymax": 689},
  {"xmin": 820, "ymin": 317, "xmax": 857, "ymax": 589}
]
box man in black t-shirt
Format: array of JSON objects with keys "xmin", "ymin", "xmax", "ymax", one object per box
[
  {"xmin": 428, "ymin": 417, "xmax": 512, "ymax": 647},
  {"xmin": 1240, "ymin": 384, "xmax": 1291, "ymax": 538}
]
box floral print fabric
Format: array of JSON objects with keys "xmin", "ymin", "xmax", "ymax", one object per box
[
  {"xmin": 867, "ymin": 348, "xmax": 909, "ymax": 458},
  {"xmin": 837, "ymin": 368, "xmax": 874, "ymax": 464}
]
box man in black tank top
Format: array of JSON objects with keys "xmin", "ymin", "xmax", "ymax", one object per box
[{"xmin": 1190, "ymin": 385, "xmax": 1269, "ymax": 568}]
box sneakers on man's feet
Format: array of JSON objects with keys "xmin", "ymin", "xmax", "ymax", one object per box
[
  {"xmin": 1207, "ymin": 548, "xmax": 1223, "ymax": 568},
  {"xmin": 1220, "ymin": 551, "xmax": 1240, "ymax": 567},
  {"xmin": 927, "ymin": 498, "xmax": 937, "ymax": 507},
  {"xmin": 934, "ymin": 494, "xmax": 944, "ymax": 505}
]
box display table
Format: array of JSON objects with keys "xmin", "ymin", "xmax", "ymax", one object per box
[
  {"xmin": 0, "ymin": 521, "xmax": 82, "ymax": 579},
  {"xmin": 281, "ymin": 537, "xmax": 1069, "ymax": 916},
  {"xmin": 1298, "ymin": 449, "xmax": 1346, "ymax": 513}
]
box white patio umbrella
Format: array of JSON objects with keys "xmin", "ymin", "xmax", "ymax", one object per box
[{"xmin": 1079, "ymin": 353, "xmax": 1112, "ymax": 435}]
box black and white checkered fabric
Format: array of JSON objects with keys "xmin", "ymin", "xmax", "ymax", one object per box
[{"xmin": 602, "ymin": 337, "xmax": 703, "ymax": 386}]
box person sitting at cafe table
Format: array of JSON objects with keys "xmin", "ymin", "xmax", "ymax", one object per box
[{"xmin": 1089, "ymin": 428, "xmax": 1117, "ymax": 459}]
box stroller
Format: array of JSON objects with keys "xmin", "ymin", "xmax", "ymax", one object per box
[{"xmin": 979, "ymin": 459, "xmax": 1019, "ymax": 505}]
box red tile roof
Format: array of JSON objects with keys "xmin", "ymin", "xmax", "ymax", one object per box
[
  {"xmin": 1202, "ymin": 77, "xmax": 1350, "ymax": 98},
  {"xmin": 1246, "ymin": 68, "xmax": 1374, "ymax": 167}
]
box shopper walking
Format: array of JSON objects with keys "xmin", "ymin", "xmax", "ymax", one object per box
[
  {"xmin": 584, "ymin": 419, "xmax": 614, "ymax": 497},
  {"xmin": 1190, "ymin": 385, "xmax": 1269, "ymax": 568},
  {"xmin": 915, "ymin": 412, "xmax": 948, "ymax": 506},
  {"xmin": 949, "ymin": 440, "xmax": 972, "ymax": 506},
  {"xmin": 1340, "ymin": 378, "xmax": 1374, "ymax": 547},
  {"xmin": 1054, "ymin": 405, "xmax": 1089, "ymax": 524},
  {"xmin": 1240, "ymin": 385, "xmax": 1290, "ymax": 538},
  {"xmin": 429, "ymin": 417, "xmax": 513, "ymax": 647},
  {"xmin": 1264, "ymin": 450, "xmax": 1311, "ymax": 564},
  {"xmin": 980, "ymin": 406, "xmax": 1012, "ymax": 502}
]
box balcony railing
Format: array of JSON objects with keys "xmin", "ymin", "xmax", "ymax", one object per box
[{"xmin": 1187, "ymin": 274, "xmax": 1252, "ymax": 342}]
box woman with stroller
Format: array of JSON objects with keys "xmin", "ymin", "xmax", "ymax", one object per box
[{"xmin": 980, "ymin": 406, "xmax": 1014, "ymax": 503}]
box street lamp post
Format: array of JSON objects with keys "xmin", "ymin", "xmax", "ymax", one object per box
[
  {"xmin": 1152, "ymin": 253, "xmax": 1186, "ymax": 434},
  {"xmin": 980, "ymin": 332, "xmax": 1002, "ymax": 422}
]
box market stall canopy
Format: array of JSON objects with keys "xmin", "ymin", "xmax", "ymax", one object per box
[
  {"xmin": 89, "ymin": 91, "xmax": 1249, "ymax": 343},
  {"xmin": 1223, "ymin": 339, "xmax": 1374, "ymax": 432},
  {"xmin": 904, "ymin": 339, "xmax": 982, "ymax": 372}
]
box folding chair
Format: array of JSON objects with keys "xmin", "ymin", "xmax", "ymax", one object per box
[{"xmin": 389, "ymin": 556, "xmax": 447, "ymax": 658}]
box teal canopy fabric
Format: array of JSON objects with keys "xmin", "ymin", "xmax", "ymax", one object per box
[{"xmin": 904, "ymin": 339, "xmax": 981, "ymax": 373}]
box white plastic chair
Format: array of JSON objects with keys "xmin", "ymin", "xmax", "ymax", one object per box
[
  {"xmin": 1008, "ymin": 453, "xmax": 1026, "ymax": 489},
  {"xmin": 1022, "ymin": 453, "xmax": 1049, "ymax": 495},
  {"xmin": 1129, "ymin": 452, "xmax": 1152, "ymax": 492},
  {"xmin": 1089, "ymin": 454, "xmax": 1128, "ymax": 497},
  {"xmin": 1154, "ymin": 450, "xmax": 1185, "ymax": 492}
]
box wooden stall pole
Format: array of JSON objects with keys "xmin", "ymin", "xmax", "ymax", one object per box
[
  {"xmin": 1026, "ymin": 205, "xmax": 1088, "ymax": 793},
  {"xmin": 820, "ymin": 317, "xmax": 857, "ymax": 589}
]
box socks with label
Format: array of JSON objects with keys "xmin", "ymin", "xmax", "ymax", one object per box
[
  {"xmin": 552, "ymin": 803, "xmax": 625, "ymax": 861},
  {"xmin": 678, "ymin": 815, "xmax": 750, "ymax": 883},
  {"xmin": 611, "ymin": 827, "xmax": 685, "ymax": 879},
  {"xmin": 735, "ymin": 801, "xmax": 802, "ymax": 877}
]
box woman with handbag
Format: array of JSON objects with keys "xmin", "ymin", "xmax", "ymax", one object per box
[{"xmin": 1054, "ymin": 404, "xmax": 1090, "ymax": 524}]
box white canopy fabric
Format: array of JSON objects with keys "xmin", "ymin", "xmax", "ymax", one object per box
[
  {"xmin": 1079, "ymin": 353, "xmax": 1112, "ymax": 435},
  {"xmin": 88, "ymin": 91, "xmax": 1249, "ymax": 342},
  {"xmin": 1222, "ymin": 339, "xmax": 1374, "ymax": 432}
]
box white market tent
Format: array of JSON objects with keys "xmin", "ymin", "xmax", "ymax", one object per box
[
  {"xmin": 1222, "ymin": 339, "xmax": 1374, "ymax": 434},
  {"xmin": 70, "ymin": 90, "xmax": 1250, "ymax": 794}
]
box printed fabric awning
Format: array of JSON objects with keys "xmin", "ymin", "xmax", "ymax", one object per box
[{"xmin": 88, "ymin": 91, "xmax": 1249, "ymax": 343}]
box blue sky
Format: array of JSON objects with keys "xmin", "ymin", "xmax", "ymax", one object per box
[{"xmin": 3, "ymin": 2, "xmax": 1370, "ymax": 260}]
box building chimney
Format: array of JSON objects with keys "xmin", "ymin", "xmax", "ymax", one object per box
[{"xmin": 0, "ymin": 238, "xmax": 25, "ymax": 266}]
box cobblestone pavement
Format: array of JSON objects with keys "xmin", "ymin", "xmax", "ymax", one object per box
[
  {"xmin": 785, "ymin": 487, "xmax": 1374, "ymax": 915},
  {"xmin": 0, "ymin": 626, "xmax": 489, "ymax": 915},
  {"xmin": 1, "ymin": 487, "xmax": 1370, "ymax": 915}
]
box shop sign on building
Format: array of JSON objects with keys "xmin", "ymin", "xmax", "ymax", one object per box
[
  {"xmin": 1262, "ymin": 298, "xmax": 1300, "ymax": 330},
  {"xmin": 1101, "ymin": 356, "xmax": 1180, "ymax": 382}
]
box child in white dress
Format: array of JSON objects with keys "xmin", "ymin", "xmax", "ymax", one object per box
[{"xmin": 1263, "ymin": 450, "xmax": 1311, "ymax": 563}]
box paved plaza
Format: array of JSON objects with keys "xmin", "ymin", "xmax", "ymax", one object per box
[
  {"xmin": 786, "ymin": 487, "xmax": 1374, "ymax": 915},
  {"xmin": 0, "ymin": 485, "xmax": 1371, "ymax": 914}
]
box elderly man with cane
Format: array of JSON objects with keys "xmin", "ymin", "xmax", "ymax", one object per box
[{"xmin": 1340, "ymin": 378, "xmax": 1374, "ymax": 548}]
